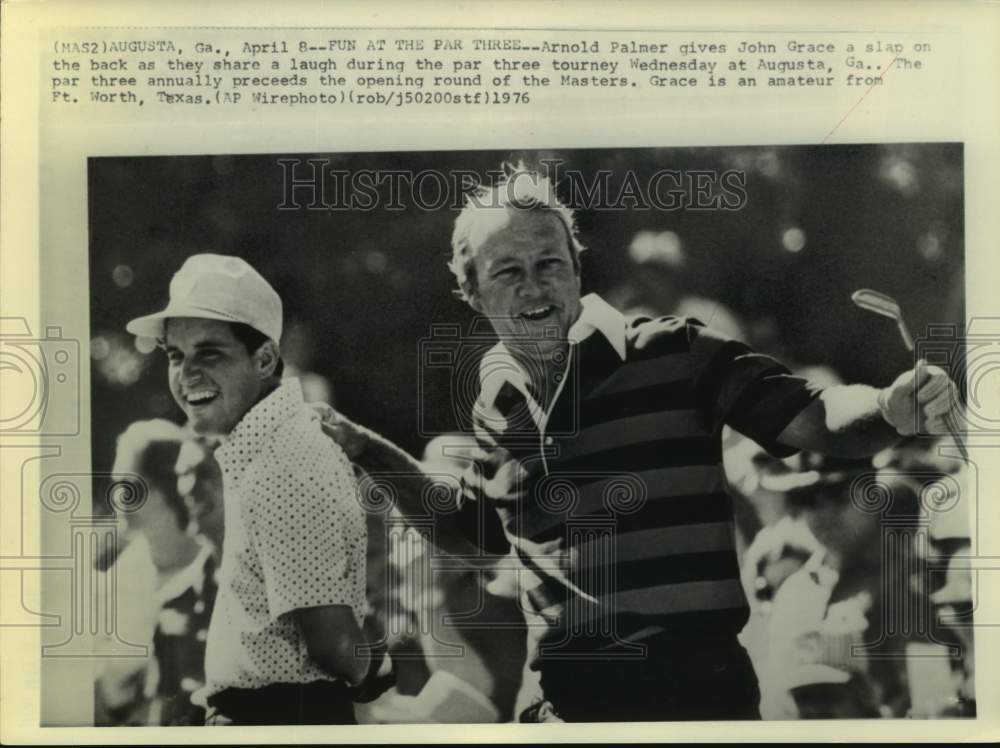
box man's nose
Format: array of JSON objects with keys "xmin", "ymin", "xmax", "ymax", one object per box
[
  {"xmin": 517, "ymin": 271, "xmax": 546, "ymax": 298},
  {"xmin": 179, "ymin": 357, "xmax": 202, "ymax": 381}
]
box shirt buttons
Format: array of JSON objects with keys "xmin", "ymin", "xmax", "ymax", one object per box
[{"xmin": 545, "ymin": 436, "xmax": 554, "ymax": 445}]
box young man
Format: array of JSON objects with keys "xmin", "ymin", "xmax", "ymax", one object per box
[
  {"xmin": 324, "ymin": 167, "xmax": 963, "ymax": 722},
  {"xmin": 126, "ymin": 254, "xmax": 389, "ymax": 725}
]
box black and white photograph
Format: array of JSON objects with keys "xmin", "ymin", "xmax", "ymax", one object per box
[{"xmin": 82, "ymin": 145, "xmax": 974, "ymax": 726}]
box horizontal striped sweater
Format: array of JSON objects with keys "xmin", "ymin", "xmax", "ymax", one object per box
[{"xmin": 459, "ymin": 304, "xmax": 819, "ymax": 657}]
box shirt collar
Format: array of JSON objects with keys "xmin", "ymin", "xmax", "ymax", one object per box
[
  {"xmin": 215, "ymin": 378, "xmax": 305, "ymax": 467},
  {"xmin": 478, "ymin": 293, "xmax": 627, "ymax": 410},
  {"xmin": 568, "ymin": 292, "xmax": 628, "ymax": 360}
]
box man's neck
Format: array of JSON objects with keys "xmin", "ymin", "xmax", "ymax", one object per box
[
  {"xmin": 219, "ymin": 378, "xmax": 281, "ymax": 441},
  {"xmin": 511, "ymin": 341, "xmax": 571, "ymax": 411},
  {"xmin": 255, "ymin": 378, "xmax": 280, "ymax": 407}
]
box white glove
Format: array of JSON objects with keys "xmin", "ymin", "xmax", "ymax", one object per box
[{"xmin": 878, "ymin": 359, "xmax": 960, "ymax": 436}]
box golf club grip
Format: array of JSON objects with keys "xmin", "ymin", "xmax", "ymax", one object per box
[{"xmin": 944, "ymin": 412, "xmax": 969, "ymax": 462}]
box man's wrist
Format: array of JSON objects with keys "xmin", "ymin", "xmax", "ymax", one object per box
[
  {"xmin": 353, "ymin": 426, "xmax": 418, "ymax": 474},
  {"xmin": 349, "ymin": 425, "xmax": 372, "ymax": 462},
  {"xmin": 876, "ymin": 386, "xmax": 897, "ymax": 432},
  {"xmin": 346, "ymin": 639, "xmax": 394, "ymax": 703}
]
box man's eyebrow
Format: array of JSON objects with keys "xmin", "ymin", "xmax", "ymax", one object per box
[
  {"xmin": 192, "ymin": 339, "xmax": 230, "ymax": 347},
  {"xmin": 487, "ymin": 253, "xmax": 519, "ymax": 268},
  {"xmin": 162, "ymin": 338, "xmax": 231, "ymax": 350}
]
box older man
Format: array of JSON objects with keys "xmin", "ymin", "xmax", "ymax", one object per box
[
  {"xmin": 126, "ymin": 254, "xmax": 389, "ymax": 725},
  {"xmin": 325, "ymin": 167, "xmax": 962, "ymax": 722}
]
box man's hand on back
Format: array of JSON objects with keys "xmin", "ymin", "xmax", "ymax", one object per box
[{"xmin": 310, "ymin": 403, "xmax": 369, "ymax": 461}]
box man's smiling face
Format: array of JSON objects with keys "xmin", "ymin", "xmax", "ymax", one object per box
[
  {"xmin": 163, "ymin": 317, "xmax": 267, "ymax": 436},
  {"xmin": 468, "ymin": 207, "xmax": 583, "ymax": 363}
]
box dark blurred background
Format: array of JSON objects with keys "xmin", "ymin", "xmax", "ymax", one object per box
[{"xmin": 87, "ymin": 144, "xmax": 964, "ymax": 508}]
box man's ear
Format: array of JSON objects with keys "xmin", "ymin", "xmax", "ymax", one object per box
[
  {"xmin": 467, "ymin": 292, "xmax": 483, "ymax": 314},
  {"xmin": 253, "ymin": 340, "xmax": 280, "ymax": 380}
]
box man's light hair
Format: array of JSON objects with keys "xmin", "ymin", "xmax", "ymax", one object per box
[{"xmin": 448, "ymin": 163, "xmax": 587, "ymax": 303}]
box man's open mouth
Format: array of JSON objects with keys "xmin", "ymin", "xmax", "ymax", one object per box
[
  {"xmin": 520, "ymin": 305, "xmax": 556, "ymax": 321},
  {"xmin": 185, "ymin": 390, "xmax": 219, "ymax": 406}
]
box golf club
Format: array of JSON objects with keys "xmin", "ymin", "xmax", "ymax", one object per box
[
  {"xmin": 851, "ymin": 289, "xmax": 968, "ymax": 462},
  {"xmin": 850, "ymin": 289, "xmax": 915, "ymax": 350}
]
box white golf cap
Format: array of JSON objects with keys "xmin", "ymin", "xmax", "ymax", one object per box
[{"xmin": 126, "ymin": 254, "xmax": 282, "ymax": 342}]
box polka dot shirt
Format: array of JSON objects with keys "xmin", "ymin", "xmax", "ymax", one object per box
[{"xmin": 193, "ymin": 378, "xmax": 366, "ymax": 703}]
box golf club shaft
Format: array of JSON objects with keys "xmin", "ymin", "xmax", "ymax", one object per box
[{"xmin": 899, "ymin": 319, "xmax": 967, "ymax": 462}]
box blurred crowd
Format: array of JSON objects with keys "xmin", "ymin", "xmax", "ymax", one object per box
[
  {"xmin": 94, "ymin": 415, "xmax": 975, "ymax": 725},
  {"xmin": 728, "ymin": 431, "xmax": 974, "ymax": 719},
  {"xmin": 94, "ymin": 420, "xmax": 222, "ymax": 726}
]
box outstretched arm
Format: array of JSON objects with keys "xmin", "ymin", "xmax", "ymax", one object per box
[
  {"xmin": 777, "ymin": 361, "xmax": 960, "ymax": 458},
  {"xmin": 319, "ymin": 410, "xmax": 500, "ymax": 567}
]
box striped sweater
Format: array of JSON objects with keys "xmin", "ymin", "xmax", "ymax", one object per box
[{"xmin": 459, "ymin": 293, "xmax": 819, "ymax": 657}]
